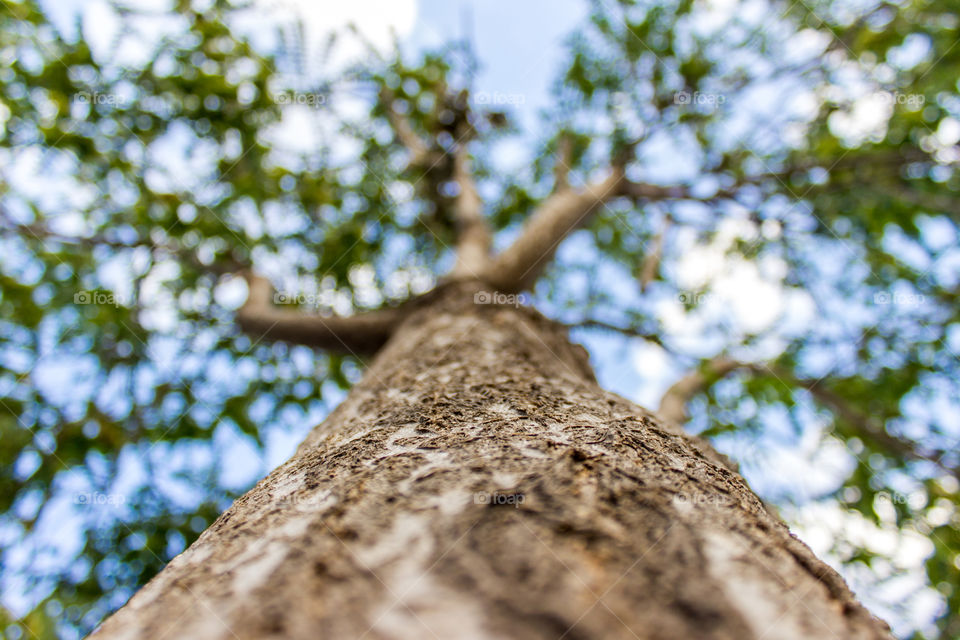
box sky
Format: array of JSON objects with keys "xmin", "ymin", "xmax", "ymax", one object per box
[{"xmin": 4, "ymin": 0, "xmax": 947, "ymax": 636}]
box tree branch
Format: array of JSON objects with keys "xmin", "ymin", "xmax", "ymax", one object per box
[
  {"xmin": 553, "ymin": 134, "xmax": 573, "ymax": 193},
  {"xmin": 657, "ymin": 356, "xmax": 743, "ymax": 425},
  {"xmin": 481, "ymin": 169, "xmax": 625, "ymax": 293},
  {"xmin": 235, "ymin": 273, "xmax": 403, "ymax": 354},
  {"xmin": 655, "ymin": 356, "xmax": 957, "ymax": 478},
  {"xmin": 565, "ymin": 319, "xmax": 666, "ymax": 347},
  {"xmin": 378, "ymin": 87, "xmax": 434, "ymax": 167},
  {"xmin": 790, "ymin": 376, "xmax": 941, "ymax": 468},
  {"xmin": 478, "ymin": 167, "xmax": 750, "ymax": 294},
  {"xmin": 450, "ymin": 142, "xmax": 492, "ymax": 278},
  {"xmin": 618, "ymin": 181, "xmax": 691, "ymax": 200},
  {"xmin": 475, "ymin": 145, "xmax": 932, "ymax": 295},
  {"xmin": 2, "ymin": 220, "xmax": 239, "ymax": 275},
  {"xmin": 639, "ymin": 217, "xmax": 670, "ymax": 292}
]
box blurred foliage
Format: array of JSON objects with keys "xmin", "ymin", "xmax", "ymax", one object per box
[{"xmin": 0, "ymin": 0, "xmax": 958, "ymax": 639}]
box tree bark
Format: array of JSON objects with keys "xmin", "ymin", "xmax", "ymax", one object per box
[{"xmin": 91, "ymin": 283, "xmax": 890, "ymax": 640}]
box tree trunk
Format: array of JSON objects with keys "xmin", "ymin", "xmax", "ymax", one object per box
[{"xmin": 92, "ymin": 283, "xmax": 891, "ymax": 640}]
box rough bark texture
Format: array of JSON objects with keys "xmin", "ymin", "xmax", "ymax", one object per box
[{"xmin": 92, "ymin": 283, "xmax": 891, "ymax": 640}]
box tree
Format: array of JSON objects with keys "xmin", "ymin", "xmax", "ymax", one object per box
[
  {"xmin": 0, "ymin": 0, "xmax": 957, "ymax": 638},
  {"xmin": 93, "ymin": 284, "xmax": 896, "ymax": 639}
]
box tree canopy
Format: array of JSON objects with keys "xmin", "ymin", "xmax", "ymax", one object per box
[{"xmin": 1, "ymin": 0, "xmax": 958, "ymax": 638}]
